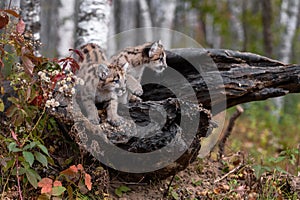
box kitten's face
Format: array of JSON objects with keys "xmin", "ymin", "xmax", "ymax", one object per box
[
  {"xmin": 102, "ymin": 63, "xmax": 128, "ymax": 96},
  {"xmin": 146, "ymin": 40, "xmax": 168, "ymax": 73}
]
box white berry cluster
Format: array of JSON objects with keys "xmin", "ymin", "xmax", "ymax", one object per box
[{"xmin": 37, "ymin": 64, "xmax": 84, "ymax": 109}]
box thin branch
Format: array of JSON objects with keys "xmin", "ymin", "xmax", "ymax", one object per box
[
  {"xmin": 214, "ymin": 163, "xmax": 244, "ymax": 183},
  {"xmin": 218, "ymin": 105, "xmax": 244, "ymax": 158}
]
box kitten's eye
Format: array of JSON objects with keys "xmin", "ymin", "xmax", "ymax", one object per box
[{"xmin": 114, "ymin": 79, "xmax": 119, "ymax": 83}]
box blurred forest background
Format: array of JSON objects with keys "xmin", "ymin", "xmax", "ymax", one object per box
[{"xmin": 1, "ymin": 0, "xmax": 300, "ymax": 171}]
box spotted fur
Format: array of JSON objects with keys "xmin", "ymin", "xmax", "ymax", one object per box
[
  {"xmin": 76, "ymin": 43, "xmax": 128, "ymax": 125},
  {"xmin": 110, "ymin": 40, "xmax": 167, "ymax": 102}
]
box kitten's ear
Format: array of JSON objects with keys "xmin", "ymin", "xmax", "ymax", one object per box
[
  {"xmin": 148, "ymin": 41, "xmax": 159, "ymax": 58},
  {"xmin": 157, "ymin": 40, "xmax": 162, "ymax": 45},
  {"xmin": 122, "ymin": 62, "xmax": 129, "ymax": 71},
  {"xmin": 98, "ymin": 64, "xmax": 109, "ymax": 80}
]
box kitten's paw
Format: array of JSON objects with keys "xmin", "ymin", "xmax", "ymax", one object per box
[
  {"xmin": 129, "ymin": 95, "xmax": 142, "ymax": 103},
  {"xmin": 132, "ymin": 88, "xmax": 143, "ymax": 97},
  {"xmin": 107, "ymin": 116, "xmax": 124, "ymax": 127}
]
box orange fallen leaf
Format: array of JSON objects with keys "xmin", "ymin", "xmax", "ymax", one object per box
[
  {"xmin": 85, "ymin": 173, "xmax": 92, "ymax": 191},
  {"xmin": 38, "ymin": 178, "xmax": 53, "ymax": 194}
]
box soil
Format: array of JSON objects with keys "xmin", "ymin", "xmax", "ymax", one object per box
[{"xmin": 107, "ymin": 151, "xmax": 300, "ymax": 199}]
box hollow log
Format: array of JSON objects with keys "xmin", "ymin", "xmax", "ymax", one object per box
[{"xmin": 1, "ymin": 48, "xmax": 300, "ymax": 182}]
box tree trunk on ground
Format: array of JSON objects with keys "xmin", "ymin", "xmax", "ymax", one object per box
[
  {"xmin": 43, "ymin": 48, "xmax": 300, "ymax": 181},
  {"xmin": 2, "ymin": 48, "xmax": 299, "ymax": 181}
]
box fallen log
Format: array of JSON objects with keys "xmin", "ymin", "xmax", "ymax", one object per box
[{"xmin": 2, "ymin": 48, "xmax": 300, "ymax": 182}]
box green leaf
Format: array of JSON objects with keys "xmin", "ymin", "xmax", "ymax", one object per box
[
  {"xmin": 115, "ymin": 186, "xmax": 131, "ymax": 197},
  {"xmin": 34, "ymin": 151, "xmax": 48, "ymax": 167},
  {"xmin": 37, "ymin": 144, "xmax": 49, "ymax": 156},
  {"xmin": 0, "ymin": 98, "xmax": 4, "ymax": 112},
  {"xmin": 51, "ymin": 186, "xmax": 66, "ymax": 196},
  {"xmin": 30, "ymin": 141, "xmax": 37, "ymax": 148},
  {"xmin": 8, "ymin": 142, "xmax": 21, "ymax": 152},
  {"xmin": 23, "ymin": 151, "xmax": 35, "ymax": 167},
  {"xmin": 25, "ymin": 168, "xmax": 41, "ymax": 189},
  {"xmin": 67, "ymin": 185, "xmax": 73, "ymax": 199},
  {"xmin": 12, "ymin": 167, "xmax": 26, "ymax": 176},
  {"xmin": 6, "ymin": 105, "xmax": 18, "ymax": 118},
  {"xmin": 171, "ymin": 191, "xmax": 179, "ymax": 200},
  {"xmin": 3, "ymin": 159, "xmax": 14, "ymax": 172}
]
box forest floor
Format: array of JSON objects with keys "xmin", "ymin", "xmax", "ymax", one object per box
[
  {"xmin": 108, "ymin": 151, "xmax": 300, "ymax": 200},
  {"xmin": 2, "ymin": 105, "xmax": 300, "ymax": 199}
]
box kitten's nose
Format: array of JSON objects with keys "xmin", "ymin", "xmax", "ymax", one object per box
[{"xmin": 160, "ymin": 65, "xmax": 167, "ymax": 70}]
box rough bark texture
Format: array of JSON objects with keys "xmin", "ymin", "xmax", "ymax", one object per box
[
  {"xmin": 76, "ymin": 0, "xmax": 111, "ymax": 49},
  {"xmin": 2, "ymin": 48, "xmax": 300, "ymax": 181},
  {"xmin": 147, "ymin": 48, "xmax": 299, "ymax": 115}
]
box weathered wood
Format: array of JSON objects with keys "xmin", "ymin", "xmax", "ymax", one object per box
[
  {"xmin": 142, "ymin": 48, "xmax": 300, "ymax": 115},
  {"xmin": 2, "ymin": 48, "xmax": 300, "ymax": 182}
]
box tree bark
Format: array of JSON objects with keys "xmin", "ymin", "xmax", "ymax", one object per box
[
  {"xmin": 56, "ymin": 48, "xmax": 300, "ymax": 181},
  {"xmin": 273, "ymin": 0, "xmax": 299, "ymax": 120},
  {"xmin": 2, "ymin": 48, "xmax": 299, "ymax": 181},
  {"xmin": 75, "ymin": 0, "xmax": 111, "ymax": 49},
  {"xmin": 160, "ymin": 48, "xmax": 299, "ymax": 114}
]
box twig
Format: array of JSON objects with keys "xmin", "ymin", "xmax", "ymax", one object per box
[
  {"xmin": 1, "ymin": 160, "xmax": 16, "ymax": 199},
  {"xmin": 163, "ymin": 173, "xmax": 176, "ymax": 197},
  {"xmin": 214, "ymin": 163, "xmax": 244, "ymax": 183},
  {"xmin": 16, "ymin": 153, "xmax": 23, "ymax": 200},
  {"xmin": 218, "ymin": 105, "xmax": 244, "ymax": 158},
  {"xmin": 21, "ymin": 106, "xmax": 46, "ymax": 147}
]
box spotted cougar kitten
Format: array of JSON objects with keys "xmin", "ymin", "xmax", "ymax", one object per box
[
  {"xmin": 76, "ymin": 43, "xmax": 128, "ymax": 126},
  {"xmin": 110, "ymin": 40, "xmax": 167, "ymax": 103}
]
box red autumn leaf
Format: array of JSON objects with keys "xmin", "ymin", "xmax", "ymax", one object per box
[
  {"xmin": 0, "ymin": 13, "xmax": 9, "ymax": 29},
  {"xmin": 0, "ymin": 58, "xmax": 3, "ymax": 68},
  {"xmin": 61, "ymin": 165, "xmax": 78, "ymax": 176},
  {"xmin": 53, "ymin": 180, "xmax": 62, "ymax": 187},
  {"xmin": 10, "ymin": 129, "xmax": 18, "ymax": 142},
  {"xmin": 38, "ymin": 178, "xmax": 53, "ymax": 194},
  {"xmin": 69, "ymin": 60, "xmax": 80, "ymax": 73},
  {"xmin": 21, "ymin": 47, "xmax": 35, "ymax": 75},
  {"xmin": 4, "ymin": 9, "xmax": 20, "ymax": 18},
  {"xmin": 31, "ymin": 94, "xmax": 43, "ymax": 107},
  {"xmin": 84, "ymin": 173, "xmax": 92, "ymax": 191},
  {"xmin": 16, "ymin": 18, "xmax": 25, "ymax": 34},
  {"xmin": 77, "ymin": 164, "xmax": 84, "ymax": 171},
  {"xmin": 69, "ymin": 48, "xmax": 84, "ymax": 62},
  {"xmin": 21, "ymin": 55, "xmax": 34, "ymax": 75}
]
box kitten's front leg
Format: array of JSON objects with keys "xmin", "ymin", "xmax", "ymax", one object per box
[
  {"xmin": 106, "ymin": 98, "xmax": 123, "ymax": 126},
  {"xmin": 126, "ymin": 74, "xmax": 143, "ymax": 102}
]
